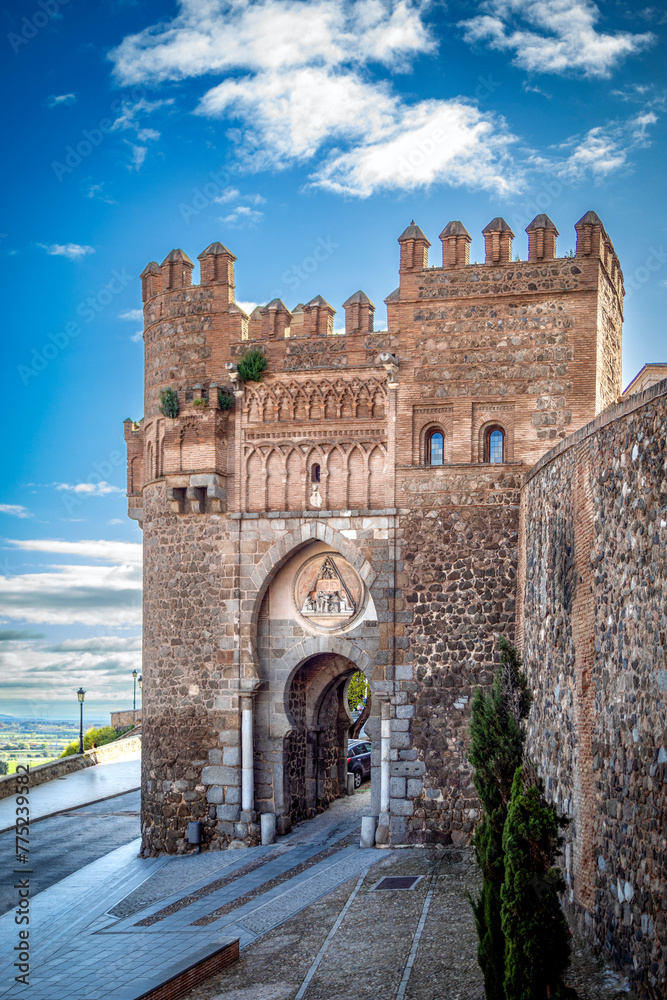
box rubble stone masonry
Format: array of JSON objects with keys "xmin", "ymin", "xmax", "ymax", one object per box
[{"xmin": 519, "ymin": 379, "xmax": 667, "ymax": 997}]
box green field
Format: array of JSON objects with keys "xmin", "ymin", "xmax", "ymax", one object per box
[{"xmin": 0, "ymin": 718, "xmax": 94, "ymax": 776}]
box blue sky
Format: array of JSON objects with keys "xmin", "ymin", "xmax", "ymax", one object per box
[{"xmin": 1, "ymin": 0, "xmax": 666, "ymax": 720}]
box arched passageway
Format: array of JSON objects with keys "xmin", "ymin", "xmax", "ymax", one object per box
[{"xmin": 284, "ymin": 653, "xmax": 370, "ymax": 824}]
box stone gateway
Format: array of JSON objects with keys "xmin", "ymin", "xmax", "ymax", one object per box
[{"xmin": 125, "ymin": 212, "xmax": 666, "ymax": 995}]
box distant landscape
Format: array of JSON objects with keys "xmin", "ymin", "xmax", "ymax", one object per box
[{"xmin": 0, "ymin": 715, "xmax": 110, "ymax": 775}]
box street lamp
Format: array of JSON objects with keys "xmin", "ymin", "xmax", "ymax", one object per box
[
  {"xmin": 132, "ymin": 669, "xmax": 138, "ymax": 712},
  {"xmin": 77, "ymin": 688, "xmax": 86, "ymax": 755},
  {"xmin": 138, "ymin": 675, "xmax": 142, "ymax": 720}
]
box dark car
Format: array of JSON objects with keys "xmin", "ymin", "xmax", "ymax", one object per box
[{"xmin": 347, "ymin": 739, "xmax": 371, "ymax": 788}]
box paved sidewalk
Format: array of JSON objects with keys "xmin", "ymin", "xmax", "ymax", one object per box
[
  {"xmin": 0, "ymin": 787, "xmax": 634, "ymax": 1000},
  {"xmin": 0, "ymin": 790, "xmax": 378, "ymax": 1000},
  {"xmin": 0, "ymin": 756, "xmax": 141, "ymax": 832}
]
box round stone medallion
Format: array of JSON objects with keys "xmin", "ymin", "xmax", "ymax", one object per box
[{"xmin": 293, "ymin": 552, "xmax": 364, "ymax": 633}]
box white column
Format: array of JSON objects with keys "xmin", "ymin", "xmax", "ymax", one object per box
[
  {"xmin": 380, "ymin": 701, "xmax": 391, "ymax": 818},
  {"xmin": 241, "ymin": 696, "xmax": 254, "ymax": 813}
]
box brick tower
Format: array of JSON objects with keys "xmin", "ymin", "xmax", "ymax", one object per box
[{"xmin": 126, "ymin": 212, "xmax": 623, "ymax": 855}]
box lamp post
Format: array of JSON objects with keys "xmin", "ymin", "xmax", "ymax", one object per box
[
  {"xmin": 138, "ymin": 675, "xmax": 142, "ymax": 721},
  {"xmin": 77, "ymin": 688, "xmax": 86, "ymax": 755},
  {"xmin": 132, "ymin": 669, "xmax": 138, "ymax": 713}
]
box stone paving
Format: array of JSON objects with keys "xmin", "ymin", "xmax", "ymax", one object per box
[
  {"xmin": 0, "ymin": 788, "xmax": 635, "ymax": 1000},
  {"xmin": 183, "ymin": 849, "xmax": 634, "ymax": 1000}
]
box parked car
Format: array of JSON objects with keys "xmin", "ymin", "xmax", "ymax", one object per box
[{"xmin": 347, "ymin": 739, "xmax": 371, "ymax": 788}]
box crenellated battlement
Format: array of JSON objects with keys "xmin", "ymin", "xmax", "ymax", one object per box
[{"xmin": 128, "ymin": 209, "xmax": 624, "ymax": 524}]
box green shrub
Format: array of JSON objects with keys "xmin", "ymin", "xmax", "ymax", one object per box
[
  {"xmin": 0, "ymin": 760, "xmax": 8, "ymax": 775},
  {"xmin": 501, "ymin": 767, "xmax": 577, "ymax": 1000},
  {"xmin": 159, "ymin": 388, "xmax": 180, "ymax": 418},
  {"xmin": 467, "ymin": 637, "xmax": 532, "ymax": 1000},
  {"xmin": 59, "ymin": 724, "xmax": 126, "ymax": 758},
  {"xmin": 218, "ymin": 387, "xmax": 235, "ymax": 410},
  {"xmin": 236, "ymin": 348, "xmax": 267, "ymax": 383}
]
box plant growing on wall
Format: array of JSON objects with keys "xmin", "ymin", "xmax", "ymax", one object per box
[
  {"xmin": 501, "ymin": 766, "xmax": 577, "ymax": 1000},
  {"xmin": 236, "ymin": 347, "xmax": 267, "ymax": 383},
  {"xmin": 218, "ymin": 387, "xmax": 235, "ymax": 410},
  {"xmin": 159, "ymin": 388, "xmax": 179, "ymax": 418},
  {"xmin": 468, "ymin": 637, "xmax": 531, "ymax": 1000},
  {"xmin": 192, "ymin": 396, "xmax": 208, "ymax": 408}
]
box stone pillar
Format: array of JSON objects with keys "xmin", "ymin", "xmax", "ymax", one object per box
[
  {"xmin": 376, "ymin": 700, "xmax": 391, "ymax": 844},
  {"xmin": 241, "ymin": 695, "xmax": 254, "ymax": 813}
]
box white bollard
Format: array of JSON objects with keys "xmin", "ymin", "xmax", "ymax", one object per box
[
  {"xmin": 360, "ymin": 815, "xmax": 378, "ymax": 848},
  {"xmin": 346, "ymin": 772, "xmax": 355, "ymax": 796},
  {"xmin": 260, "ymin": 812, "xmax": 276, "ymax": 846}
]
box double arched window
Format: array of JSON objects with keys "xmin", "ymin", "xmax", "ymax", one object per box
[
  {"xmin": 485, "ymin": 426, "xmax": 505, "ymax": 464},
  {"xmin": 426, "ymin": 429, "xmax": 444, "ymax": 466}
]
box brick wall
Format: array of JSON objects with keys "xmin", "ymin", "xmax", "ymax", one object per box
[
  {"xmin": 131, "ymin": 213, "xmax": 626, "ymax": 856},
  {"xmin": 519, "ymin": 379, "xmax": 667, "ymax": 998}
]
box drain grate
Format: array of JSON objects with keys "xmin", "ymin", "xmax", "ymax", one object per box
[{"xmin": 372, "ymin": 875, "xmax": 423, "ymax": 891}]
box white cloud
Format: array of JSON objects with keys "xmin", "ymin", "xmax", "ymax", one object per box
[
  {"xmin": 108, "ymin": 96, "xmax": 172, "ymax": 170},
  {"xmin": 137, "ymin": 127, "xmax": 161, "ymax": 142},
  {"xmin": 313, "ymin": 97, "xmax": 520, "ymax": 197},
  {"xmin": 48, "ymin": 636, "xmax": 142, "ymax": 653},
  {"xmin": 54, "ymin": 481, "xmax": 124, "ymax": 496},
  {"xmin": 127, "ymin": 142, "xmax": 148, "ymax": 171},
  {"xmin": 86, "ymin": 182, "xmax": 116, "ymax": 204},
  {"xmin": 237, "ymin": 300, "xmax": 259, "ymax": 315},
  {"xmin": 0, "ymin": 635, "xmax": 142, "ymax": 703},
  {"xmin": 0, "ymin": 539, "xmax": 142, "ymax": 627},
  {"xmin": 6, "ymin": 538, "xmax": 142, "ymax": 566},
  {"xmin": 0, "ymin": 505, "xmax": 32, "ymax": 519},
  {"xmin": 109, "ymin": 0, "xmax": 518, "ymax": 197},
  {"xmin": 39, "ymin": 243, "xmax": 95, "ymax": 260},
  {"xmin": 46, "ymin": 93, "xmax": 77, "ymax": 108},
  {"xmin": 460, "ymin": 0, "xmax": 655, "ymax": 79},
  {"xmin": 119, "ymin": 308, "xmax": 143, "ymax": 322},
  {"xmin": 110, "ymin": 0, "xmax": 435, "ymax": 83},
  {"xmin": 130, "ymin": 330, "xmax": 144, "ymax": 342},
  {"xmin": 110, "ymin": 96, "xmax": 173, "ymax": 132},
  {"xmin": 214, "ymin": 186, "xmax": 240, "ymax": 203},
  {"xmin": 533, "ymin": 110, "xmax": 659, "ymax": 181},
  {"xmin": 219, "ymin": 205, "xmax": 264, "ymax": 227}
]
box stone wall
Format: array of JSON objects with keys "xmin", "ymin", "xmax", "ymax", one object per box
[
  {"xmin": 0, "ymin": 737, "xmax": 141, "ymax": 801},
  {"xmin": 400, "ymin": 492, "xmax": 519, "ymax": 844},
  {"xmin": 519, "ymin": 378, "xmax": 667, "ymax": 998}
]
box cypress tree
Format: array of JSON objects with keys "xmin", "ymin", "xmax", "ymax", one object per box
[
  {"xmin": 501, "ymin": 767, "xmax": 577, "ymax": 1000},
  {"xmin": 468, "ymin": 637, "xmax": 531, "ymax": 1000}
]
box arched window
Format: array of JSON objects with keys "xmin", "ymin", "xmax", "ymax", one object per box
[
  {"xmin": 311, "ymin": 463, "xmax": 321, "ymax": 483},
  {"xmin": 485, "ymin": 426, "xmax": 505, "ymax": 463},
  {"xmin": 426, "ymin": 429, "xmax": 444, "ymax": 466}
]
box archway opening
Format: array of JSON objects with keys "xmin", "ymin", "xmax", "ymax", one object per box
[{"xmin": 284, "ymin": 653, "xmax": 371, "ymax": 824}]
